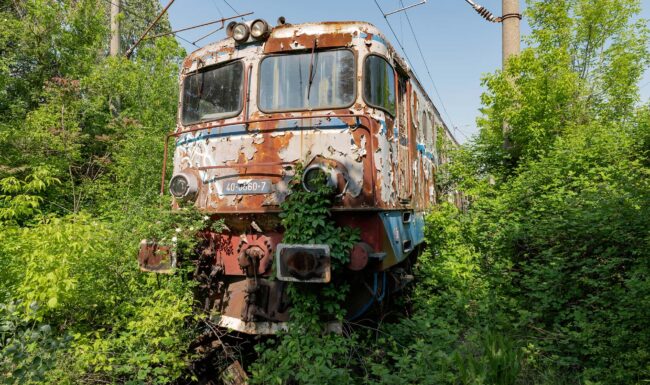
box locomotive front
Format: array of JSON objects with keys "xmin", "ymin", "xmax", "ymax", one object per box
[{"xmin": 139, "ymin": 19, "xmax": 438, "ymax": 334}]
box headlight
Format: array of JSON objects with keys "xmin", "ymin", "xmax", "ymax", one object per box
[
  {"xmin": 302, "ymin": 164, "xmax": 347, "ymax": 196},
  {"xmin": 250, "ymin": 19, "xmax": 270, "ymax": 39},
  {"xmin": 232, "ymin": 23, "xmax": 250, "ymax": 43},
  {"xmin": 226, "ymin": 21, "xmax": 237, "ymax": 37},
  {"xmin": 169, "ymin": 172, "xmax": 199, "ymax": 200},
  {"xmin": 302, "ymin": 165, "xmax": 331, "ymax": 193}
]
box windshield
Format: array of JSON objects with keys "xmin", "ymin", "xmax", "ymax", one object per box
[
  {"xmin": 181, "ymin": 61, "xmax": 244, "ymax": 125},
  {"xmin": 258, "ymin": 50, "xmax": 355, "ymax": 112}
]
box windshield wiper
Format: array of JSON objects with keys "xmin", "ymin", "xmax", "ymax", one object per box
[{"xmin": 307, "ymin": 39, "xmax": 318, "ymax": 101}]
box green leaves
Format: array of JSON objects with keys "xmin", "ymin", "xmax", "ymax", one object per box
[
  {"xmin": 476, "ymin": 0, "xmax": 648, "ymax": 173},
  {"xmin": 279, "ymin": 167, "xmax": 359, "ymax": 265},
  {"xmin": 0, "ymin": 168, "xmax": 59, "ymax": 225},
  {"xmin": 249, "ymin": 168, "xmax": 360, "ymax": 383},
  {"xmin": 0, "ymin": 2, "xmax": 193, "ymax": 383}
]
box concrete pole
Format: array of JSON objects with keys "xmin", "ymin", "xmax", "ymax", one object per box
[
  {"xmin": 110, "ymin": 0, "xmax": 120, "ymax": 56},
  {"xmin": 502, "ymin": 0, "xmax": 520, "ymax": 67},
  {"xmin": 501, "ymin": 0, "xmax": 520, "ymax": 145}
]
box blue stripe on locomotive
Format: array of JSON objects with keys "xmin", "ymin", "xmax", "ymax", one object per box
[
  {"xmin": 175, "ymin": 117, "xmax": 355, "ymax": 147},
  {"xmin": 379, "ymin": 211, "xmax": 425, "ymax": 262}
]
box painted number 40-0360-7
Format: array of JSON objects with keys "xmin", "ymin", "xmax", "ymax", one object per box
[{"xmin": 222, "ymin": 179, "xmax": 272, "ymax": 195}]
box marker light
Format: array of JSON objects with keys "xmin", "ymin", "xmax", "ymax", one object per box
[{"xmin": 232, "ymin": 23, "xmax": 250, "ymax": 43}]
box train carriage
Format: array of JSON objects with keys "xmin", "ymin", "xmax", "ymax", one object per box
[{"xmin": 139, "ymin": 18, "xmax": 458, "ymax": 334}]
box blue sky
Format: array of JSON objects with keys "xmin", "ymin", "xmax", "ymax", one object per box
[{"xmin": 160, "ymin": 0, "xmax": 650, "ymax": 142}]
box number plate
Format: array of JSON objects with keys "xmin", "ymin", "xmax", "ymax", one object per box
[{"xmin": 221, "ymin": 179, "xmax": 272, "ymax": 195}]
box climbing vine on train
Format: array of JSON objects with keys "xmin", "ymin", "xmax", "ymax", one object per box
[
  {"xmin": 249, "ymin": 166, "xmax": 361, "ymax": 384},
  {"xmin": 279, "ymin": 165, "xmax": 360, "ymax": 267},
  {"xmin": 277, "ymin": 165, "xmax": 359, "ymax": 315},
  {"xmin": 1, "ymin": 0, "xmax": 649, "ymax": 384}
]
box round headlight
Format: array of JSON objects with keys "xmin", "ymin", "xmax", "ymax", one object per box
[
  {"xmin": 226, "ymin": 21, "xmax": 237, "ymax": 37},
  {"xmin": 302, "ymin": 166, "xmax": 328, "ymax": 193},
  {"xmin": 169, "ymin": 172, "xmax": 199, "ymax": 200},
  {"xmin": 250, "ymin": 19, "xmax": 270, "ymax": 39},
  {"xmin": 302, "ymin": 164, "xmax": 348, "ymax": 195},
  {"xmin": 232, "ymin": 23, "xmax": 250, "ymax": 43},
  {"xmin": 302, "ymin": 164, "xmax": 349, "ymax": 196}
]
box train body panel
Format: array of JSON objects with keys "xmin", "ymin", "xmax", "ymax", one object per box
[{"xmin": 142, "ymin": 20, "xmax": 457, "ymax": 334}]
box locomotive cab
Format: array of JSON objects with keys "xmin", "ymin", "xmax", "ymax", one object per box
[{"xmin": 139, "ymin": 19, "xmax": 457, "ymax": 334}]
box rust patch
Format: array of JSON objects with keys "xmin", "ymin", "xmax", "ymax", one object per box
[
  {"xmin": 264, "ymin": 32, "xmax": 354, "ymax": 53},
  {"xmin": 138, "ymin": 240, "xmax": 174, "ymax": 273}
]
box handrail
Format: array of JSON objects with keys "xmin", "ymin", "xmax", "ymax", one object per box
[{"xmin": 160, "ymin": 113, "xmax": 376, "ymax": 196}]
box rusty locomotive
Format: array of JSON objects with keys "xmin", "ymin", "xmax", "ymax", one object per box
[{"xmin": 138, "ymin": 18, "xmax": 458, "ymax": 334}]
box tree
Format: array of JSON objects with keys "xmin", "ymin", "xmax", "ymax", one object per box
[{"xmin": 475, "ymin": 0, "xmax": 649, "ymax": 175}]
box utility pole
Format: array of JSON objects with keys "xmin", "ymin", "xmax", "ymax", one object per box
[
  {"xmin": 125, "ymin": 0, "xmax": 176, "ymax": 58},
  {"xmin": 110, "ymin": 0, "xmax": 120, "ymax": 56},
  {"xmin": 463, "ymin": 0, "xmax": 521, "ymax": 68},
  {"xmin": 500, "ymin": 0, "xmax": 520, "ymax": 146},
  {"xmin": 501, "ymin": 0, "xmax": 521, "ymax": 66},
  {"xmin": 109, "ymin": 0, "xmax": 120, "ymax": 116},
  {"xmin": 462, "ymin": 0, "xmax": 522, "ymax": 146}
]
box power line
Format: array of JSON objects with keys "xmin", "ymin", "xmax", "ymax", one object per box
[
  {"xmin": 98, "ymin": 0, "xmax": 198, "ymax": 48},
  {"xmin": 453, "ymin": 126, "xmax": 470, "ymax": 140},
  {"xmin": 210, "ymin": 0, "xmax": 225, "ymax": 18},
  {"xmin": 372, "ymin": 0, "xmax": 464, "ymax": 140},
  {"xmin": 372, "ymin": 1, "xmax": 418, "ymax": 80},
  {"xmin": 397, "ymin": 0, "xmax": 461, "ymax": 137},
  {"xmin": 223, "ymin": 0, "xmax": 245, "ymax": 20},
  {"xmin": 176, "ymin": 34, "xmax": 200, "ymax": 47}
]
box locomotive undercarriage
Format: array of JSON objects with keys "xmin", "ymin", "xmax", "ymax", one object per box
[
  {"xmin": 182, "ymin": 212, "xmax": 419, "ymax": 334},
  {"xmin": 138, "ymin": 204, "xmax": 423, "ymax": 334}
]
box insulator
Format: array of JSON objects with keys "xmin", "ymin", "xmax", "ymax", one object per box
[{"xmin": 475, "ymin": 6, "xmax": 499, "ymax": 22}]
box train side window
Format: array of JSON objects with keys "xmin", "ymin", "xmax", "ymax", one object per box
[
  {"xmin": 397, "ymin": 75, "xmax": 407, "ymax": 134},
  {"xmin": 415, "ymin": 105, "xmax": 424, "ymax": 143},
  {"xmin": 363, "ymin": 55, "xmax": 395, "ymax": 116},
  {"xmin": 411, "ymin": 93, "xmax": 418, "ymax": 130},
  {"xmin": 421, "ymin": 110, "xmax": 433, "ymax": 150},
  {"xmin": 432, "ymin": 117, "xmax": 438, "ymax": 156}
]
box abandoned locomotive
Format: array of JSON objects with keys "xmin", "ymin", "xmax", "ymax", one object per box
[{"xmin": 138, "ymin": 18, "xmax": 457, "ymax": 334}]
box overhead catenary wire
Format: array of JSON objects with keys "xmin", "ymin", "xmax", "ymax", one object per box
[
  {"xmin": 192, "ymin": 26, "xmax": 225, "ymax": 45},
  {"xmin": 384, "ymin": 0, "xmax": 427, "ymax": 16},
  {"xmin": 125, "ymin": 0, "xmax": 177, "ymax": 58},
  {"xmin": 98, "ymin": 0, "xmax": 199, "ymax": 47},
  {"xmin": 210, "ymin": 0, "xmax": 225, "ymax": 18},
  {"xmin": 373, "ymin": 0, "xmax": 464, "ymax": 140},
  {"xmin": 372, "ymin": 1, "xmax": 418, "ymax": 82},
  {"xmin": 223, "ymin": 0, "xmax": 245, "ymax": 20},
  {"xmin": 398, "ymin": 0, "xmax": 459, "ymax": 133}
]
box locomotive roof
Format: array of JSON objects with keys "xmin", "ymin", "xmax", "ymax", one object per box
[{"xmin": 184, "ymin": 21, "xmax": 389, "ymax": 63}]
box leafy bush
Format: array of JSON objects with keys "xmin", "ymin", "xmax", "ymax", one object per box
[{"xmin": 1, "ymin": 0, "xmax": 649, "ymax": 383}]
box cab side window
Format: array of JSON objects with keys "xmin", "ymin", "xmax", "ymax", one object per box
[{"xmin": 363, "ymin": 55, "xmax": 395, "ymax": 116}]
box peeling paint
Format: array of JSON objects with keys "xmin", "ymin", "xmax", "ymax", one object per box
[{"xmin": 155, "ymin": 20, "xmax": 462, "ymax": 332}]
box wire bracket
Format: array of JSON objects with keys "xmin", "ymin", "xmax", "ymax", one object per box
[{"xmin": 383, "ymin": 0, "xmax": 427, "ymax": 17}]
